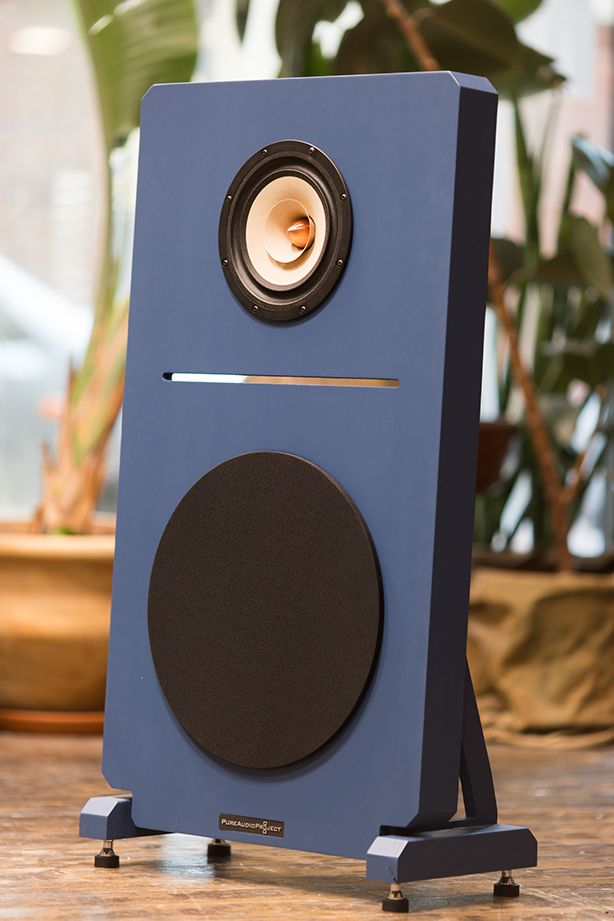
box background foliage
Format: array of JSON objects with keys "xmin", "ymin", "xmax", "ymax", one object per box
[
  {"xmin": 35, "ymin": 0, "xmax": 198, "ymax": 533},
  {"xmin": 267, "ymin": 0, "xmax": 614, "ymax": 565}
]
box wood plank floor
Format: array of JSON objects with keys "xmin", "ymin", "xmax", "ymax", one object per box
[{"xmin": 0, "ymin": 733, "xmax": 612, "ymax": 919}]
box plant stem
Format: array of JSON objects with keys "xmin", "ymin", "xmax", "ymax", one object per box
[
  {"xmin": 562, "ymin": 387, "xmax": 607, "ymax": 506},
  {"xmin": 488, "ymin": 253, "xmax": 571, "ymax": 566},
  {"xmin": 380, "ymin": 0, "xmax": 438, "ymax": 71},
  {"xmin": 34, "ymin": 156, "xmax": 127, "ymax": 533}
]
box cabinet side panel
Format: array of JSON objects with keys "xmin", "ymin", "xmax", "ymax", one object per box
[{"xmin": 418, "ymin": 80, "xmax": 497, "ymax": 823}]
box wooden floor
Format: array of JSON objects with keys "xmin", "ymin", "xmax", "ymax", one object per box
[{"xmin": 0, "ymin": 733, "xmax": 613, "ymax": 919}]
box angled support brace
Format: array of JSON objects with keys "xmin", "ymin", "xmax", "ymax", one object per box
[
  {"xmin": 459, "ymin": 660, "xmax": 497, "ymax": 825},
  {"xmin": 366, "ymin": 661, "xmax": 537, "ymax": 888}
]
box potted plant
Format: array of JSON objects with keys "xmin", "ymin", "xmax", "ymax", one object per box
[
  {"xmin": 0, "ymin": 0, "xmax": 198, "ymax": 731},
  {"xmin": 471, "ymin": 123, "xmax": 614, "ymax": 746},
  {"xmin": 270, "ymin": 0, "xmax": 614, "ymax": 745}
]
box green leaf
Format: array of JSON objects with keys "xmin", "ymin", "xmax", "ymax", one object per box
[
  {"xmin": 422, "ymin": 0, "xmax": 519, "ymax": 78},
  {"xmin": 306, "ymin": 38, "xmax": 335, "ymax": 76},
  {"xmin": 419, "ymin": 0, "xmax": 563, "ymax": 98},
  {"xmin": 73, "ymin": 0, "xmax": 198, "ymax": 151},
  {"xmin": 275, "ymin": 0, "xmax": 349, "ymax": 76},
  {"xmin": 593, "ymin": 342, "xmax": 614, "ymax": 387},
  {"xmin": 568, "ymin": 214, "xmax": 612, "ymax": 298},
  {"xmin": 572, "ymin": 135, "xmax": 614, "ymax": 225},
  {"xmin": 569, "ymin": 290, "xmax": 609, "ymax": 340},
  {"xmin": 528, "ymin": 217, "xmax": 611, "ymax": 297},
  {"xmin": 489, "ymin": 0, "xmax": 543, "ymax": 22},
  {"xmin": 333, "ymin": 6, "xmax": 418, "ymax": 75},
  {"xmin": 235, "ymin": 0, "xmax": 250, "ymax": 41},
  {"xmin": 288, "ymin": 0, "xmax": 565, "ymax": 98},
  {"xmin": 495, "ymin": 42, "xmax": 565, "ymax": 98},
  {"xmin": 512, "ymin": 97, "xmax": 542, "ymax": 252},
  {"xmin": 491, "ymin": 237, "xmax": 525, "ymax": 282},
  {"xmin": 532, "ymin": 250, "xmax": 584, "ymax": 289},
  {"xmin": 542, "ymin": 341, "xmax": 614, "ymax": 389}
]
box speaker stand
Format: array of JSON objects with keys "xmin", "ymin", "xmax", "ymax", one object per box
[
  {"xmin": 366, "ymin": 662, "xmax": 537, "ymax": 912},
  {"xmin": 80, "ymin": 664, "xmax": 535, "ymax": 912}
]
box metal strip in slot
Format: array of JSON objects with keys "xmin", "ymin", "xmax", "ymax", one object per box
[{"xmin": 163, "ymin": 372, "xmax": 399, "ymax": 388}]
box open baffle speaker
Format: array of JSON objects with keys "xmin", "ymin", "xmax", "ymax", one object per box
[{"xmin": 82, "ymin": 72, "xmax": 536, "ymax": 897}]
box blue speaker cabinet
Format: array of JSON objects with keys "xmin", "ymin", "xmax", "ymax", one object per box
[{"xmin": 80, "ymin": 72, "xmax": 536, "ymax": 910}]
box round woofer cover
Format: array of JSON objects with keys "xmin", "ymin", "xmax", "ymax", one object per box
[
  {"xmin": 219, "ymin": 141, "xmax": 352, "ymax": 322},
  {"xmin": 148, "ymin": 452, "xmax": 382, "ymax": 770}
]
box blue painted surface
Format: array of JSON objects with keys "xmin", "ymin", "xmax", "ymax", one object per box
[
  {"xmin": 101, "ymin": 72, "xmax": 497, "ymax": 860},
  {"xmin": 80, "ymin": 796, "xmax": 160, "ymax": 841}
]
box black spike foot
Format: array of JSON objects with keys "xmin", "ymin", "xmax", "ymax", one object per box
[
  {"xmin": 382, "ymin": 883, "xmax": 409, "ymax": 912},
  {"xmin": 207, "ymin": 838, "xmax": 231, "ymax": 861},
  {"xmin": 494, "ymin": 870, "xmax": 520, "ymax": 898},
  {"xmin": 94, "ymin": 840, "xmax": 120, "ymax": 869}
]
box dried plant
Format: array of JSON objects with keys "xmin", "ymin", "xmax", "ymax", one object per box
[{"xmin": 34, "ymin": 0, "xmax": 198, "ymax": 533}]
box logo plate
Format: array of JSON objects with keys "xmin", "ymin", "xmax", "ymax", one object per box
[{"xmin": 218, "ymin": 813, "xmax": 284, "ymax": 837}]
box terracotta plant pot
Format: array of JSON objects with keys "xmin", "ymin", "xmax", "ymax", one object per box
[
  {"xmin": 475, "ymin": 419, "xmax": 517, "ymax": 495},
  {"xmin": 0, "ymin": 521, "xmax": 114, "ymax": 732},
  {"xmin": 469, "ymin": 567, "xmax": 614, "ymax": 748}
]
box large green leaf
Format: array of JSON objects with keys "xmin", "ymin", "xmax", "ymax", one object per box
[
  {"xmin": 529, "ymin": 216, "xmax": 611, "ymax": 297},
  {"xmin": 422, "ymin": 0, "xmax": 519, "ymax": 77},
  {"xmin": 489, "ymin": 0, "xmax": 543, "ymax": 22},
  {"xmin": 531, "ymin": 250, "xmax": 583, "ymax": 289},
  {"xmin": 276, "ymin": 0, "xmax": 564, "ymax": 97},
  {"xmin": 495, "ymin": 43, "xmax": 564, "ymax": 98},
  {"xmin": 542, "ymin": 341, "xmax": 614, "ymax": 389},
  {"xmin": 334, "ymin": 5, "xmax": 418, "ymax": 75},
  {"xmin": 422, "ymin": 0, "xmax": 563, "ymax": 97},
  {"xmin": 568, "ymin": 214, "xmax": 612, "ymax": 298},
  {"xmin": 73, "ymin": 0, "xmax": 198, "ymax": 151},
  {"xmin": 491, "ymin": 237, "xmax": 526, "ymax": 282},
  {"xmin": 276, "ymin": 0, "xmax": 349, "ymax": 76},
  {"xmin": 572, "ymin": 135, "xmax": 614, "ymax": 225}
]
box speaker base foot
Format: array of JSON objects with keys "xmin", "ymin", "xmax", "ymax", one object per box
[
  {"xmin": 94, "ymin": 840, "xmax": 120, "ymax": 869},
  {"xmin": 367, "ymin": 823, "xmax": 536, "ymax": 884},
  {"xmin": 382, "ymin": 883, "xmax": 409, "ymax": 913},
  {"xmin": 80, "ymin": 792, "xmax": 167, "ymax": 871},
  {"xmin": 208, "ymin": 839, "xmax": 232, "ymax": 861},
  {"xmin": 493, "ymin": 871, "xmax": 520, "ymax": 898}
]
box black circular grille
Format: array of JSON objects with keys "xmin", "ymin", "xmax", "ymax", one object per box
[{"xmin": 148, "ymin": 452, "xmax": 382, "ymax": 770}]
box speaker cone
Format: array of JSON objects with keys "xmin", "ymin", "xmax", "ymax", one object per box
[{"xmin": 219, "ymin": 141, "xmax": 352, "ymax": 322}]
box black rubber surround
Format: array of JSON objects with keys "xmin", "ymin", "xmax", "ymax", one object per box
[
  {"xmin": 148, "ymin": 452, "xmax": 382, "ymax": 770},
  {"xmin": 218, "ymin": 141, "xmax": 352, "ymax": 322}
]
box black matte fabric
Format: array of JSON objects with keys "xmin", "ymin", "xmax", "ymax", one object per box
[{"xmin": 148, "ymin": 451, "xmax": 382, "ymax": 770}]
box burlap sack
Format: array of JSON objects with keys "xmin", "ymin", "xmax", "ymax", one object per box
[{"xmin": 468, "ymin": 568, "xmax": 614, "ymax": 748}]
